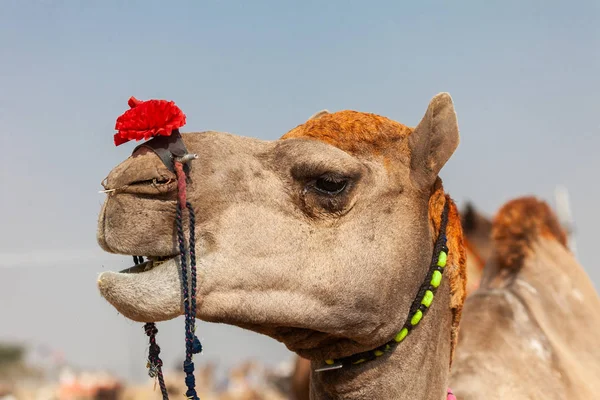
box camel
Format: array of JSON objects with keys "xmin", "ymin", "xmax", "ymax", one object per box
[
  {"xmin": 290, "ymin": 202, "xmax": 491, "ymax": 400},
  {"xmin": 450, "ymin": 197, "xmax": 600, "ymax": 399},
  {"xmin": 97, "ymin": 92, "xmax": 466, "ymax": 399}
]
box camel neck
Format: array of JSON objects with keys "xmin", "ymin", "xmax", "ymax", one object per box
[{"xmin": 309, "ymin": 279, "xmax": 454, "ymax": 400}]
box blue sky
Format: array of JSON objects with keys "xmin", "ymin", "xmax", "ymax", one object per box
[{"xmin": 1, "ymin": 0, "xmax": 598, "ymax": 382}]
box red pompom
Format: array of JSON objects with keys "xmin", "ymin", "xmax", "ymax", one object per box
[{"xmin": 113, "ymin": 96, "xmax": 187, "ymax": 146}]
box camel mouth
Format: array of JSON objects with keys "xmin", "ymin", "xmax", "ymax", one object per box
[
  {"xmin": 97, "ymin": 254, "xmax": 185, "ymax": 322},
  {"xmin": 122, "ymin": 178, "xmax": 178, "ymax": 195},
  {"xmin": 118, "ymin": 255, "xmax": 177, "ymax": 274}
]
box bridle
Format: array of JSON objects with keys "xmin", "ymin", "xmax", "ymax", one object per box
[{"xmin": 133, "ymin": 130, "xmax": 203, "ymax": 400}]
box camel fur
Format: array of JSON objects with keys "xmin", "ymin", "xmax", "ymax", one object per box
[
  {"xmin": 290, "ymin": 201, "xmax": 491, "ymax": 400},
  {"xmin": 450, "ymin": 197, "xmax": 600, "ymax": 399}
]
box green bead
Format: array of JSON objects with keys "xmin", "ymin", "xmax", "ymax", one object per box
[
  {"xmin": 431, "ymin": 270, "xmax": 442, "ymax": 288},
  {"xmin": 374, "ymin": 350, "xmax": 384, "ymax": 357},
  {"xmin": 411, "ymin": 310, "xmax": 423, "ymax": 326},
  {"xmin": 421, "ymin": 290, "xmax": 434, "ymax": 307},
  {"xmin": 394, "ymin": 328, "xmax": 409, "ymax": 342},
  {"xmin": 325, "ymin": 359, "xmax": 334, "ymax": 365},
  {"xmin": 352, "ymin": 358, "xmax": 366, "ymax": 365},
  {"xmin": 437, "ymin": 251, "xmax": 447, "ymax": 268}
]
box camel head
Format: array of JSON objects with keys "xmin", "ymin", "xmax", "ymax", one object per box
[{"xmin": 97, "ymin": 93, "xmax": 466, "ymax": 363}]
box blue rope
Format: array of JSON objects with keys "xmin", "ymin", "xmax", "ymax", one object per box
[
  {"xmin": 187, "ymin": 202, "xmax": 203, "ymax": 355},
  {"xmin": 176, "ymin": 197, "xmax": 203, "ymax": 399},
  {"xmin": 138, "ymin": 159, "xmax": 202, "ymax": 400}
]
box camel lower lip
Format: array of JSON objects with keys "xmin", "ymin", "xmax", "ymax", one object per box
[{"xmin": 98, "ymin": 255, "xmax": 185, "ymax": 322}]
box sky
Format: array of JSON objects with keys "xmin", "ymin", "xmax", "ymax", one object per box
[{"xmin": 1, "ymin": 0, "xmax": 598, "ymax": 383}]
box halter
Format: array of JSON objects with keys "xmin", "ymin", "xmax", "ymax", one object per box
[
  {"xmin": 315, "ymin": 199, "xmax": 450, "ymax": 372},
  {"xmin": 137, "ymin": 131, "xmax": 202, "ymax": 400},
  {"xmin": 113, "ymin": 98, "xmax": 202, "ymax": 399}
]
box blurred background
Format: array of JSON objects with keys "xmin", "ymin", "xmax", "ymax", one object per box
[{"xmin": 0, "ymin": 0, "xmax": 598, "ymax": 398}]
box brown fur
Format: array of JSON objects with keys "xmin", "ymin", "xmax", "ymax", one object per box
[
  {"xmin": 290, "ymin": 357, "xmax": 311, "ymax": 400},
  {"xmin": 492, "ymin": 196, "xmax": 568, "ymax": 271},
  {"xmin": 283, "ymin": 111, "xmax": 413, "ymax": 160},
  {"xmin": 428, "ymin": 181, "xmax": 466, "ymax": 365}
]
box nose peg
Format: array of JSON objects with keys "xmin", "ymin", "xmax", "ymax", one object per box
[{"xmin": 177, "ymin": 153, "xmax": 199, "ymax": 164}]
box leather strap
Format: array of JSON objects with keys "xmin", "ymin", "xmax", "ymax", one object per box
[{"xmin": 133, "ymin": 129, "xmax": 190, "ymax": 175}]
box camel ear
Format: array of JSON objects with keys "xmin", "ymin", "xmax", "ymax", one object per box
[
  {"xmin": 308, "ymin": 109, "xmax": 330, "ymax": 120},
  {"xmin": 461, "ymin": 201, "xmax": 477, "ymax": 234},
  {"xmin": 408, "ymin": 93, "xmax": 459, "ymax": 189}
]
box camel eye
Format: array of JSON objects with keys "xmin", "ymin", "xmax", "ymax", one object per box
[{"xmin": 314, "ymin": 176, "xmax": 348, "ymax": 195}]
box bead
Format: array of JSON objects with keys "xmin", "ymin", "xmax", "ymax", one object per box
[
  {"xmin": 411, "ymin": 310, "xmax": 423, "ymax": 326},
  {"xmin": 352, "ymin": 358, "xmax": 366, "ymax": 365},
  {"xmin": 421, "ymin": 290, "xmax": 434, "ymax": 307},
  {"xmin": 374, "ymin": 350, "xmax": 384, "ymax": 356},
  {"xmin": 437, "ymin": 251, "xmax": 447, "ymax": 267},
  {"xmin": 325, "ymin": 359, "xmax": 335, "ymax": 365},
  {"xmin": 394, "ymin": 328, "xmax": 409, "ymax": 342},
  {"xmin": 431, "ymin": 270, "xmax": 442, "ymax": 288}
]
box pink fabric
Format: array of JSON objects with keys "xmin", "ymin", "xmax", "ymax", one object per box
[
  {"xmin": 447, "ymin": 388, "xmax": 457, "ymax": 400},
  {"xmin": 175, "ymin": 162, "xmax": 187, "ymax": 205}
]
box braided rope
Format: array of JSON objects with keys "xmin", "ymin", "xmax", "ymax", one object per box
[
  {"xmin": 187, "ymin": 202, "xmax": 202, "ymax": 355},
  {"xmin": 134, "ymin": 160, "xmax": 202, "ymax": 400},
  {"xmin": 176, "ymin": 203, "xmax": 192, "ymax": 353},
  {"xmin": 133, "ymin": 256, "xmax": 169, "ymax": 400},
  {"xmin": 144, "ymin": 322, "xmax": 169, "ymax": 399},
  {"xmin": 175, "ymin": 161, "xmax": 202, "ymax": 400}
]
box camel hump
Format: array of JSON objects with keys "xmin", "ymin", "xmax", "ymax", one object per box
[{"xmin": 492, "ymin": 196, "xmax": 568, "ymax": 270}]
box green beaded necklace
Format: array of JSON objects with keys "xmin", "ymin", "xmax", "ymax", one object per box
[{"xmin": 315, "ymin": 200, "xmax": 451, "ymax": 372}]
